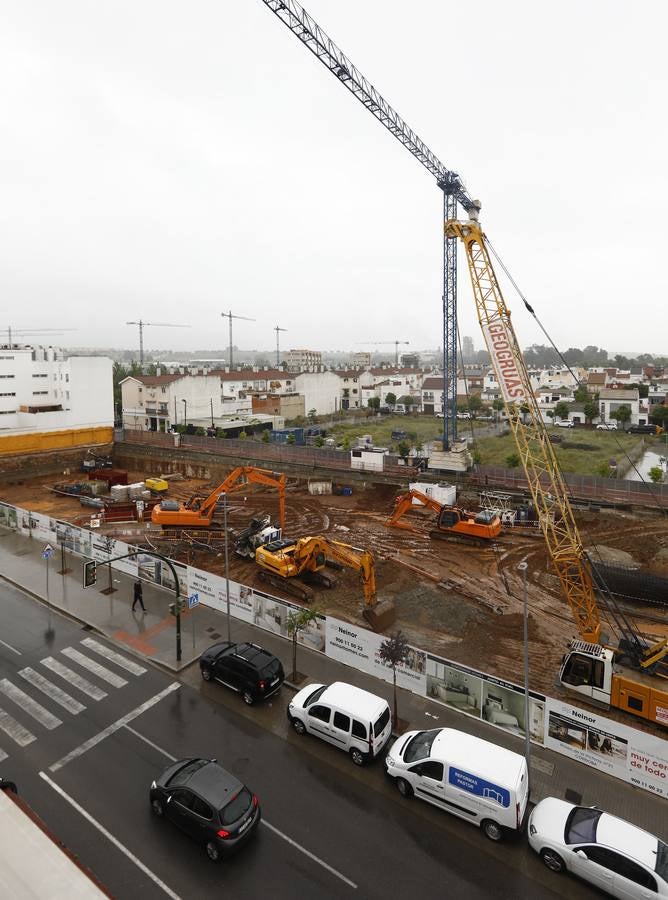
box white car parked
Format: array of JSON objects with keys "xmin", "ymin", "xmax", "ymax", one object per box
[
  {"xmin": 596, "ymin": 422, "xmax": 618, "ymax": 430},
  {"xmin": 528, "ymin": 797, "xmax": 668, "ymax": 898},
  {"xmin": 553, "ymin": 420, "xmax": 574, "ymax": 428}
]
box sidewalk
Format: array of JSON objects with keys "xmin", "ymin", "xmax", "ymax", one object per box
[{"xmin": 1, "ymin": 527, "xmax": 665, "ymax": 838}]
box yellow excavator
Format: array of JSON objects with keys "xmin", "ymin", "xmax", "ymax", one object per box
[
  {"xmin": 448, "ymin": 206, "xmax": 668, "ymax": 726},
  {"xmin": 255, "ymin": 536, "xmax": 395, "ymax": 629},
  {"xmin": 151, "ymin": 466, "xmax": 286, "ymax": 530},
  {"xmin": 386, "ymin": 488, "xmax": 501, "ymax": 545}
]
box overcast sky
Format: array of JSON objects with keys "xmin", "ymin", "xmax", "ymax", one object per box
[{"xmin": 2, "ymin": 1, "xmax": 666, "ymax": 358}]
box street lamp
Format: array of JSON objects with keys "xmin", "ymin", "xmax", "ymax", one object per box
[
  {"xmin": 182, "ymin": 399, "xmax": 187, "ymax": 428},
  {"xmin": 518, "ymin": 561, "xmax": 531, "ymax": 790}
]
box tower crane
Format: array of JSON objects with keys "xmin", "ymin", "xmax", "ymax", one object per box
[
  {"xmin": 222, "ymin": 310, "xmax": 256, "ymax": 369},
  {"xmin": 357, "ymin": 340, "xmax": 409, "ymax": 367},
  {"xmin": 126, "ymin": 321, "xmax": 189, "ymax": 365},
  {"xmin": 261, "ymin": 0, "xmax": 475, "ymax": 448},
  {"xmin": 274, "ymin": 325, "xmax": 287, "ymax": 367}
]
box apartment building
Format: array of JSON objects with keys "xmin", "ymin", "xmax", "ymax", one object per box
[
  {"xmin": 121, "ymin": 373, "xmax": 223, "ymax": 431},
  {"xmin": 0, "ymin": 345, "xmax": 113, "ymax": 454},
  {"xmin": 285, "ymin": 349, "xmax": 322, "ymax": 372}
]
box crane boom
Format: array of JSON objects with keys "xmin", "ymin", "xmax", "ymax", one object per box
[{"xmin": 261, "ymin": 0, "xmax": 472, "ymax": 448}]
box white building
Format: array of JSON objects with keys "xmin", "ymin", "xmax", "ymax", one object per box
[
  {"xmin": 285, "ymin": 349, "xmax": 322, "ymax": 372},
  {"xmin": 0, "ymin": 345, "xmax": 113, "ymax": 454},
  {"xmin": 294, "ymin": 371, "xmax": 342, "ymax": 416},
  {"xmin": 121, "ymin": 373, "xmax": 223, "ymax": 431},
  {"xmin": 598, "ymin": 388, "xmax": 641, "ymax": 425}
]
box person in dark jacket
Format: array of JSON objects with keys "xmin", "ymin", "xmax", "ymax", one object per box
[{"xmin": 132, "ymin": 579, "xmax": 146, "ymax": 612}]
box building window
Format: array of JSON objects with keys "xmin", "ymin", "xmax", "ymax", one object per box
[
  {"xmin": 65, "ymin": 373, "xmax": 69, "ymax": 382},
  {"xmin": 32, "ymin": 373, "xmax": 48, "ymax": 378},
  {"xmin": 0, "ymin": 374, "xmax": 15, "ymax": 379},
  {"xmin": 33, "ymin": 391, "xmax": 49, "ymax": 396},
  {"xmin": 0, "ymin": 392, "xmax": 16, "ymax": 397},
  {"xmin": 0, "ymin": 409, "xmax": 15, "ymax": 414}
]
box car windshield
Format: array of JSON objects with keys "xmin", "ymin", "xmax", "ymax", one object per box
[
  {"xmin": 656, "ymin": 840, "xmax": 668, "ymax": 880},
  {"xmin": 564, "ymin": 806, "xmax": 602, "ymax": 845},
  {"xmin": 403, "ymin": 730, "xmax": 440, "ymax": 763},
  {"xmin": 167, "ymin": 759, "xmax": 208, "ymax": 787},
  {"xmin": 305, "ymin": 685, "xmax": 326, "ymax": 706},
  {"xmin": 220, "ymin": 787, "xmax": 252, "ymax": 826}
]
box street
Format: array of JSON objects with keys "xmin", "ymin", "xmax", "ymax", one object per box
[{"xmin": 0, "ymin": 581, "xmax": 598, "ymax": 899}]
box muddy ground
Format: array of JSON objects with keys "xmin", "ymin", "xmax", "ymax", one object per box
[{"xmin": 2, "ymin": 472, "xmax": 667, "ymax": 715}]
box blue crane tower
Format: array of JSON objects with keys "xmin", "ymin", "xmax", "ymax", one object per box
[{"xmin": 261, "ymin": 0, "xmax": 476, "ymax": 448}]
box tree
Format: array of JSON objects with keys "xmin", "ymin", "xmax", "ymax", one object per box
[
  {"xmin": 492, "ymin": 399, "xmax": 504, "ymax": 425},
  {"xmin": 573, "ymin": 385, "xmax": 590, "ymax": 403},
  {"xmin": 261, "ymin": 429, "xmax": 270, "ymax": 443},
  {"xmin": 554, "ymin": 401, "xmax": 570, "ymax": 421},
  {"xmin": 286, "ymin": 433, "xmax": 296, "ymax": 446},
  {"xmin": 238, "ymin": 430, "xmax": 248, "ymax": 440},
  {"xmin": 308, "ymin": 408, "xmax": 317, "ymax": 423},
  {"xmin": 315, "ymin": 435, "xmax": 325, "ymax": 448},
  {"xmin": 506, "ymin": 453, "xmax": 520, "ymax": 468},
  {"xmin": 610, "ymin": 405, "xmax": 632, "ymax": 428},
  {"xmin": 286, "ymin": 607, "xmax": 321, "ymax": 681},
  {"xmin": 367, "ymin": 397, "xmax": 380, "ymax": 411},
  {"xmin": 596, "ymin": 461, "xmax": 613, "ymax": 478},
  {"xmin": 648, "ymin": 466, "xmax": 665, "ymax": 484},
  {"xmin": 583, "ymin": 399, "xmax": 599, "ymax": 424},
  {"xmin": 398, "ymin": 395, "xmax": 413, "ymax": 411},
  {"xmin": 650, "ymin": 405, "xmax": 668, "ymax": 428},
  {"xmin": 397, "ymin": 440, "xmax": 411, "ymax": 462},
  {"xmin": 385, "ymin": 392, "xmax": 396, "ymax": 409},
  {"xmin": 378, "ymin": 630, "xmax": 410, "ymax": 729},
  {"xmin": 466, "ymin": 394, "xmax": 483, "ymax": 418},
  {"xmin": 341, "ymin": 435, "xmax": 351, "ymax": 451}
]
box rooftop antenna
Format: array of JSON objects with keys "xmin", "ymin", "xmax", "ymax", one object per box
[
  {"xmin": 274, "ymin": 325, "xmax": 287, "ymax": 368},
  {"xmin": 126, "ymin": 321, "xmax": 189, "ymax": 365},
  {"xmin": 221, "ymin": 311, "xmax": 255, "ymax": 369}
]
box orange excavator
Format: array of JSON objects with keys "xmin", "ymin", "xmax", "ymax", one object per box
[
  {"xmin": 151, "ymin": 466, "xmax": 286, "ymax": 530},
  {"xmin": 386, "ymin": 489, "xmax": 501, "ymax": 545},
  {"xmin": 254, "ymin": 535, "xmax": 395, "ymax": 629}
]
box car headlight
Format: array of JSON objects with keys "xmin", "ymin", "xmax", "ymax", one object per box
[
  {"xmin": 151, "ymin": 780, "xmax": 157, "ymax": 789},
  {"xmin": 386, "ymin": 755, "xmax": 395, "ymax": 767},
  {"xmin": 529, "ymin": 823, "xmax": 536, "ymax": 836}
]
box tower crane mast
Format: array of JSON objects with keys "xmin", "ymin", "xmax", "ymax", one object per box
[{"xmin": 261, "ymin": 0, "xmax": 474, "ymax": 448}]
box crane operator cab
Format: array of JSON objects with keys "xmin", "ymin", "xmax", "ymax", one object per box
[{"xmin": 558, "ymin": 641, "xmax": 614, "ymax": 708}]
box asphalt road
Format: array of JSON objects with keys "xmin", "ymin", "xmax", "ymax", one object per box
[{"xmin": 0, "ymin": 583, "xmax": 599, "ymax": 899}]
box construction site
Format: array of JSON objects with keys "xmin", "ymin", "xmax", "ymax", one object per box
[{"xmin": 2, "ymin": 443, "xmax": 667, "ymax": 733}]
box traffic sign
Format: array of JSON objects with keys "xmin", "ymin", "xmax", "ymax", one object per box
[
  {"xmin": 188, "ymin": 592, "xmax": 200, "ymax": 610},
  {"xmin": 42, "ymin": 544, "xmax": 54, "ymax": 560}
]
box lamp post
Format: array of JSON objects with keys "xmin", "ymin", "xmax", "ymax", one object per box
[
  {"xmin": 223, "ymin": 491, "xmax": 231, "ymax": 641},
  {"xmin": 518, "ymin": 561, "xmax": 531, "ymax": 790},
  {"xmin": 182, "ymin": 399, "xmax": 187, "ymax": 428}
]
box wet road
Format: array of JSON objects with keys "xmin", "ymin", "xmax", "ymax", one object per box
[{"xmin": 0, "ymin": 582, "xmax": 598, "ymax": 899}]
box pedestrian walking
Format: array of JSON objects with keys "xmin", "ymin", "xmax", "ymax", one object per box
[{"xmin": 132, "ymin": 579, "xmax": 146, "ymax": 612}]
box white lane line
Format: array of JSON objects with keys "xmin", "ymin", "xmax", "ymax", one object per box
[
  {"xmin": 123, "ymin": 725, "xmax": 176, "ymax": 761},
  {"xmin": 61, "ymin": 648, "xmax": 128, "ymax": 688},
  {"xmin": 41, "ymin": 657, "xmax": 107, "ymax": 701},
  {"xmin": 0, "ymin": 638, "xmax": 21, "ymax": 656},
  {"xmin": 81, "ymin": 638, "xmax": 147, "ymax": 676},
  {"xmin": 18, "ymin": 668, "xmax": 86, "ymax": 715},
  {"xmin": 0, "ymin": 706, "xmax": 35, "ymax": 746},
  {"xmin": 39, "ymin": 772, "xmax": 182, "ymax": 900},
  {"xmin": 0, "ymin": 678, "xmax": 62, "ymax": 730},
  {"xmin": 262, "ymin": 820, "xmax": 358, "ymax": 890},
  {"xmin": 49, "ymin": 683, "xmax": 180, "ymax": 772},
  {"xmin": 0, "ymin": 748, "xmax": 7, "ymax": 762}
]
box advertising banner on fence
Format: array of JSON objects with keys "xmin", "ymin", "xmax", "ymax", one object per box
[
  {"xmin": 0, "ymin": 502, "xmax": 18, "ymax": 531},
  {"xmin": 27, "ymin": 512, "xmax": 58, "ymax": 544},
  {"xmin": 326, "ymin": 617, "xmax": 426, "ymax": 694},
  {"xmin": 56, "ymin": 521, "xmax": 92, "ymax": 558}
]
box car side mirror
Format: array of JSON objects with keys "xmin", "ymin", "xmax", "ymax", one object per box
[{"xmin": 575, "ymin": 850, "xmax": 588, "ymax": 860}]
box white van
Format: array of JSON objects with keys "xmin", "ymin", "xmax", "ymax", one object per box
[
  {"xmin": 385, "ymin": 727, "xmax": 529, "ymax": 841},
  {"xmin": 288, "ymin": 681, "xmax": 392, "ymax": 766}
]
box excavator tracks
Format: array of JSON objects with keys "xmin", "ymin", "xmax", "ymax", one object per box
[{"xmin": 255, "ymin": 570, "xmax": 314, "ymax": 603}]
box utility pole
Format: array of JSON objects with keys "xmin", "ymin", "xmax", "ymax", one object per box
[
  {"xmin": 221, "ymin": 311, "xmax": 255, "ymax": 370},
  {"xmin": 261, "ymin": 0, "xmax": 476, "ymax": 448},
  {"xmin": 126, "ymin": 321, "xmax": 189, "ymax": 366},
  {"xmin": 274, "ymin": 326, "xmax": 287, "ymax": 368}
]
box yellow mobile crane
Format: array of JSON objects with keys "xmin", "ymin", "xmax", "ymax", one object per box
[{"xmin": 447, "ymin": 207, "xmax": 668, "ymax": 727}]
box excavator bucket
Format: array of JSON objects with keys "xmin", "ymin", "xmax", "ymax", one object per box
[{"xmin": 363, "ymin": 600, "xmax": 396, "ymax": 632}]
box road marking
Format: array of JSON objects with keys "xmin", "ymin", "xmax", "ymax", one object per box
[
  {"xmin": 81, "ymin": 638, "xmax": 147, "ymax": 675},
  {"xmin": 262, "ymin": 820, "xmax": 358, "ymax": 890},
  {"xmin": 49, "ymin": 683, "xmax": 180, "ymax": 772},
  {"xmin": 39, "ymin": 772, "xmax": 182, "ymax": 900},
  {"xmin": 0, "ymin": 638, "xmax": 21, "ymax": 656},
  {"xmin": 41, "ymin": 657, "xmax": 107, "ymax": 700},
  {"xmin": 124, "ymin": 725, "xmax": 176, "ymax": 761},
  {"xmin": 0, "ymin": 706, "xmax": 35, "ymax": 746},
  {"xmin": 18, "ymin": 668, "xmax": 86, "ymax": 715},
  {"xmin": 0, "ymin": 678, "xmax": 62, "ymax": 730},
  {"xmin": 0, "ymin": 748, "xmax": 7, "ymax": 762},
  {"xmin": 61, "ymin": 647, "xmax": 128, "ymax": 688}
]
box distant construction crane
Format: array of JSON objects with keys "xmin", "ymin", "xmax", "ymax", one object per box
[
  {"xmin": 357, "ymin": 340, "xmax": 409, "ymax": 367},
  {"xmin": 221, "ymin": 311, "xmax": 256, "ymax": 369},
  {"xmin": 261, "ymin": 0, "xmax": 475, "ymax": 449},
  {"xmin": 126, "ymin": 321, "xmax": 189, "ymax": 365},
  {"xmin": 2, "ymin": 326, "xmax": 76, "ymax": 347},
  {"xmin": 274, "ymin": 325, "xmax": 287, "ymax": 367}
]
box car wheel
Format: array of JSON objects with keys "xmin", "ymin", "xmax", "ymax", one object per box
[
  {"xmin": 242, "ymin": 690, "xmax": 254, "ymax": 706},
  {"xmin": 396, "ymin": 778, "xmax": 413, "ymax": 799},
  {"xmin": 349, "ymin": 747, "xmax": 366, "ymax": 766},
  {"xmin": 481, "ymin": 819, "xmax": 503, "ymax": 842},
  {"xmin": 201, "ymin": 667, "xmax": 213, "ymax": 682},
  {"xmin": 205, "ymin": 841, "xmax": 221, "ymax": 862},
  {"xmin": 151, "ymin": 797, "xmax": 164, "ymax": 817},
  {"xmin": 540, "ymin": 848, "xmax": 565, "ymax": 873},
  {"xmin": 292, "ymin": 718, "xmax": 306, "ymax": 735}
]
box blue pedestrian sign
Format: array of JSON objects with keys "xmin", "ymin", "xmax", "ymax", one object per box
[
  {"xmin": 188, "ymin": 592, "xmax": 200, "ymax": 610},
  {"xmin": 42, "ymin": 543, "xmax": 54, "ymax": 560}
]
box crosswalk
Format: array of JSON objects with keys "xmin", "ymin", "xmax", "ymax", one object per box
[{"xmin": 0, "ymin": 638, "xmax": 147, "ymax": 760}]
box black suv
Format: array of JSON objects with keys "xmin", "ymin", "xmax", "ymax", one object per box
[
  {"xmin": 150, "ymin": 758, "xmax": 261, "ymax": 861},
  {"xmin": 627, "ymin": 424, "xmax": 660, "ymax": 434},
  {"xmin": 199, "ymin": 641, "xmax": 284, "ymax": 705}
]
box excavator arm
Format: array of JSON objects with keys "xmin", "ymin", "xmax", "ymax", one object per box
[
  {"xmin": 278, "ymin": 536, "xmax": 377, "ymax": 607},
  {"xmin": 199, "ymin": 466, "xmax": 286, "ymax": 529},
  {"xmin": 386, "ymin": 489, "xmax": 443, "ymax": 530}
]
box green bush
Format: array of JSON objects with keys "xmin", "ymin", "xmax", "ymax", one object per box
[{"xmin": 505, "ymin": 453, "xmax": 520, "ymax": 468}]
